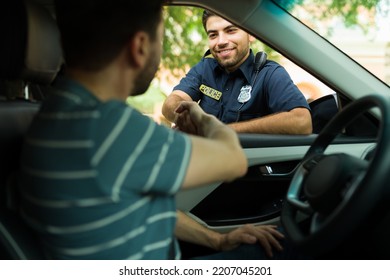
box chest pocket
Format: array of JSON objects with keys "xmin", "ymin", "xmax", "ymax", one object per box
[{"xmin": 199, "ymin": 98, "xmax": 221, "ymax": 118}]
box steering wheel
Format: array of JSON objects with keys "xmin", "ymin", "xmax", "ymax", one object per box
[{"xmin": 281, "ymin": 94, "xmax": 390, "ymax": 256}]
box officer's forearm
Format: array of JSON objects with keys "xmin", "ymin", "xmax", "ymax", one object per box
[
  {"xmin": 228, "ymin": 108, "xmax": 312, "ymax": 135},
  {"xmin": 162, "ymin": 95, "xmax": 182, "ymax": 122},
  {"xmin": 162, "ymin": 91, "xmax": 193, "ymax": 123}
]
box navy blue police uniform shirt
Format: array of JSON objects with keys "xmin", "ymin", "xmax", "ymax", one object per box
[{"xmin": 173, "ymin": 50, "xmax": 310, "ymax": 123}]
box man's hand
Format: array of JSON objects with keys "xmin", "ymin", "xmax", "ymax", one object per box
[
  {"xmin": 173, "ymin": 101, "xmax": 204, "ymax": 135},
  {"xmin": 218, "ymin": 224, "xmax": 284, "ymax": 258}
]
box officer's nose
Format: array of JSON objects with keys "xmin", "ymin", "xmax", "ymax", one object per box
[{"xmin": 217, "ymin": 33, "xmax": 228, "ymax": 46}]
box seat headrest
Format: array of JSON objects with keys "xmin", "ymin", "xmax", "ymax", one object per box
[{"xmin": 0, "ymin": 0, "xmax": 63, "ymax": 85}]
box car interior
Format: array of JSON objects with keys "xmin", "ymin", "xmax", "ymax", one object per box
[
  {"xmin": 0, "ymin": 0, "xmax": 62, "ymax": 259},
  {"xmin": 1, "ymin": 0, "xmax": 390, "ymax": 260}
]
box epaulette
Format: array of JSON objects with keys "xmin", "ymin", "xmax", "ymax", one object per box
[{"xmin": 203, "ymin": 49, "xmax": 214, "ymax": 59}]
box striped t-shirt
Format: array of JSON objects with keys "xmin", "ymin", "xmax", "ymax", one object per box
[{"xmin": 19, "ymin": 77, "xmax": 191, "ymax": 259}]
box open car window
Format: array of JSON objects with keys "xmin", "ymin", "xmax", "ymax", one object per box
[{"xmin": 150, "ymin": 3, "xmax": 388, "ymax": 137}]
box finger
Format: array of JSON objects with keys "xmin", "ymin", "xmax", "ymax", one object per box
[
  {"xmin": 184, "ymin": 112, "xmax": 198, "ymax": 135},
  {"xmin": 174, "ymin": 115, "xmax": 183, "ymax": 129},
  {"xmin": 174, "ymin": 105, "xmax": 182, "ymax": 114},
  {"xmin": 264, "ymin": 226, "xmax": 285, "ymax": 239},
  {"xmin": 267, "ymin": 234, "xmax": 284, "ymax": 252},
  {"xmin": 255, "ymin": 230, "xmax": 284, "ymax": 258},
  {"xmin": 173, "ymin": 112, "xmax": 179, "ymax": 126},
  {"xmin": 174, "ymin": 102, "xmax": 188, "ymax": 114},
  {"xmin": 257, "ymin": 234, "xmax": 274, "ymax": 258},
  {"xmin": 257, "ymin": 225, "xmax": 285, "ymax": 239}
]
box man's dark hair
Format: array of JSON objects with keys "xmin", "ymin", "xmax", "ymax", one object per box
[
  {"xmin": 202, "ymin": 9, "xmax": 216, "ymax": 32},
  {"xmin": 54, "ymin": 0, "xmax": 165, "ymax": 71}
]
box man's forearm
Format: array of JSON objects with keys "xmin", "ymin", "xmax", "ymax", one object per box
[
  {"xmin": 176, "ymin": 101, "xmax": 248, "ymax": 188},
  {"xmin": 175, "ymin": 210, "xmax": 222, "ymax": 251}
]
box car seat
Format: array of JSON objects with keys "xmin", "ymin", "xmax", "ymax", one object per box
[
  {"xmin": 0, "ymin": 0, "xmax": 63, "ymax": 259},
  {"xmin": 309, "ymin": 94, "xmax": 339, "ymax": 134}
]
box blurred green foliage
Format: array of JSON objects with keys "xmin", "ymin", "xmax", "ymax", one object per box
[
  {"xmin": 275, "ymin": 0, "xmax": 383, "ymax": 29},
  {"xmin": 127, "ymin": 83, "xmax": 166, "ymax": 114},
  {"xmin": 162, "ymin": 6, "xmax": 207, "ymax": 78}
]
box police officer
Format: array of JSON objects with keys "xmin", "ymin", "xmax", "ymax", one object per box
[{"xmin": 162, "ymin": 10, "xmax": 312, "ymax": 135}]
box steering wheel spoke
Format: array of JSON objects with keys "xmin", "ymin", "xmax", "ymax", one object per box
[{"xmin": 286, "ymin": 163, "xmax": 313, "ymax": 214}]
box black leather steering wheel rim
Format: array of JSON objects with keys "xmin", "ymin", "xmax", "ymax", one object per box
[{"xmin": 281, "ymin": 94, "xmax": 390, "ymax": 257}]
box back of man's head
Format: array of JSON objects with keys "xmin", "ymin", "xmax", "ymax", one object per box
[{"xmin": 54, "ymin": 0, "xmax": 166, "ymax": 71}]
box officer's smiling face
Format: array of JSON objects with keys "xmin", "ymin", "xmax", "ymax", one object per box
[{"xmin": 206, "ymin": 16, "xmax": 255, "ymax": 72}]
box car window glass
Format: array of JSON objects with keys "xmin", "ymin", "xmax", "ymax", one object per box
[{"xmin": 275, "ymin": 0, "xmax": 390, "ymax": 87}]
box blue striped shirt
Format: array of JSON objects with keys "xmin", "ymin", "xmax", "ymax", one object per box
[{"xmin": 19, "ymin": 77, "xmax": 191, "ymax": 259}]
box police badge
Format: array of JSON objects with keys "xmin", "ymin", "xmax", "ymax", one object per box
[{"xmin": 237, "ymin": 85, "xmax": 252, "ymax": 103}]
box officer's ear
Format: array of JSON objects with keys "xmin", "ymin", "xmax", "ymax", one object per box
[{"xmin": 249, "ymin": 35, "xmax": 256, "ymax": 43}]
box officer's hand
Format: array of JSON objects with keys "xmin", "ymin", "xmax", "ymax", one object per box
[{"xmin": 173, "ymin": 101, "xmax": 203, "ymax": 135}]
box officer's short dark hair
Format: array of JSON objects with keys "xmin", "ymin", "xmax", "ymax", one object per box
[{"xmin": 202, "ymin": 9, "xmax": 216, "ymax": 32}]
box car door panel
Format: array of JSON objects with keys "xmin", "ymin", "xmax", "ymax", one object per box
[{"xmin": 177, "ymin": 134, "xmax": 376, "ymax": 229}]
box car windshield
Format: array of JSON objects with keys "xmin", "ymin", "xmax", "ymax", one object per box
[{"xmin": 274, "ymin": 0, "xmax": 390, "ymax": 87}]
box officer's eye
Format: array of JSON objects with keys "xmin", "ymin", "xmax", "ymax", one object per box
[
  {"xmin": 227, "ymin": 27, "xmax": 238, "ymax": 34},
  {"xmin": 208, "ymin": 33, "xmax": 217, "ymax": 39}
]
